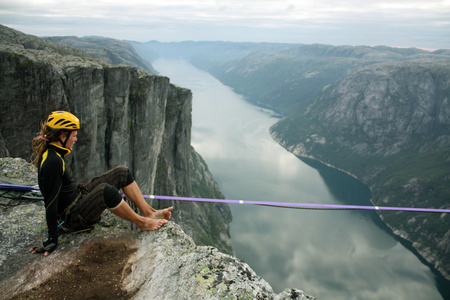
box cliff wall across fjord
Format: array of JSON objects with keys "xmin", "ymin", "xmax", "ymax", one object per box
[{"xmin": 270, "ymin": 59, "xmax": 450, "ymax": 280}]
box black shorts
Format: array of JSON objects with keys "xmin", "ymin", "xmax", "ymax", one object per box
[{"xmin": 64, "ymin": 165, "xmax": 134, "ymax": 231}]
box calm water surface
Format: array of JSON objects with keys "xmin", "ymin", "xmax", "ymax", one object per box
[{"xmin": 153, "ymin": 58, "xmax": 444, "ymax": 300}]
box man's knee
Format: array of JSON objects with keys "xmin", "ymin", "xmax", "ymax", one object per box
[
  {"xmin": 113, "ymin": 165, "xmax": 135, "ymax": 186},
  {"xmin": 103, "ymin": 184, "xmax": 123, "ymax": 208}
]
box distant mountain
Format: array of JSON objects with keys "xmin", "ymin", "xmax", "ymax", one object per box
[
  {"xmin": 209, "ymin": 44, "xmax": 450, "ymax": 114},
  {"xmin": 130, "ymin": 40, "xmax": 296, "ymax": 70},
  {"xmin": 0, "ymin": 24, "xmax": 96, "ymax": 66},
  {"xmin": 45, "ymin": 36, "xmax": 157, "ymax": 73},
  {"xmin": 134, "ymin": 40, "xmax": 449, "ymax": 116},
  {"xmin": 280, "ymin": 43, "xmax": 434, "ymax": 60}
]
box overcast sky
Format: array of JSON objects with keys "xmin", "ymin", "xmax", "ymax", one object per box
[{"xmin": 1, "ymin": 0, "xmax": 449, "ymax": 49}]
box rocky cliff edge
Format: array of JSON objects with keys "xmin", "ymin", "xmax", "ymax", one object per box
[{"xmin": 0, "ymin": 158, "xmax": 313, "ymax": 300}]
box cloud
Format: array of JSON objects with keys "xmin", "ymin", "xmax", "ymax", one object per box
[
  {"xmin": 230, "ymin": 205, "xmax": 442, "ymax": 299},
  {"xmin": 0, "ymin": 0, "xmax": 449, "ymax": 48}
]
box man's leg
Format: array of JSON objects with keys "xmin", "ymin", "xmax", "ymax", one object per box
[
  {"xmin": 122, "ymin": 181, "xmax": 173, "ymax": 220},
  {"xmin": 86, "ymin": 166, "xmax": 173, "ymax": 220},
  {"xmin": 110, "ymin": 200, "xmax": 168, "ymax": 231}
]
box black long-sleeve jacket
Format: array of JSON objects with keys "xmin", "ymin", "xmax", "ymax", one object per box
[{"xmin": 38, "ymin": 144, "xmax": 79, "ymax": 241}]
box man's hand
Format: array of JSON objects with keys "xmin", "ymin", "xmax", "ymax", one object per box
[{"xmin": 29, "ymin": 238, "xmax": 57, "ymax": 256}]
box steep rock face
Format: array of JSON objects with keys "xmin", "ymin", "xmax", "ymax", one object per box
[
  {"xmin": 0, "ymin": 48, "xmax": 173, "ymax": 194},
  {"xmin": 271, "ymin": 59, "xmax": 450, "ymax": 279},
  {"xmin": 304, "ymin": 60, "xmax": 450, "ymax": 155},
  {"xmin": 0, "ymin": 25, "xmax": 233, "ymax": 255},
  {"xmin": 187, "ymin": 146, "xmax": 234, "ymax": 254}
]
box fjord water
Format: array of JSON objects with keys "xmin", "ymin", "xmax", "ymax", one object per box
[{"xmin": 152, "ymin": 58, "xmax": 444, "ymax": 300}]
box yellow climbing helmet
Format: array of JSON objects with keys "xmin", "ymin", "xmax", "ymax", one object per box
[{"xmin": 45, "ymin": 111, "xmax": 80, "ymax": 133}]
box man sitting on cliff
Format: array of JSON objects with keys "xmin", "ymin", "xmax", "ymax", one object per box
[{"xmin": 29, "ymin": 111, "xmax": 173, "ymax": 256}]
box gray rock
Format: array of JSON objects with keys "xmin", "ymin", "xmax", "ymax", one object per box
[
  {"xmin": 125, "ymin": 222, "xmax": 314, "ymax": 300},
  {"xmin": 1, "ymin": 218, "xmax": 313, "ymax": 300}
]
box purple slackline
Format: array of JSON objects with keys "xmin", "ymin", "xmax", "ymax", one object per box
[
  {"xmin": 0, "ymin": 183, "xmax": 37, "ymax": 192},
  {"xmin": 145, "ymin": 195, "xmax": 450, "ymax": 214},
  {"xmin": 1, "ymin": 183, "xmax": 449, "ymax": 214}
]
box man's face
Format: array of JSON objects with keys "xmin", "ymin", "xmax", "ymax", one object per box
[{"xmin": 65, "ymin": 131, "xmax": 78, "ymax": 150}]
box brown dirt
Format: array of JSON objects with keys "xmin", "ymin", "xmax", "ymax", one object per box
[{"xmin": 10, "ymin": 241, "xmax": 137, "ymax": 300}]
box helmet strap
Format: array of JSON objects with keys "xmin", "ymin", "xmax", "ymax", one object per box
[{"xmin": 58, "ymin": 131, "xmax": 70, "ymax": 148}]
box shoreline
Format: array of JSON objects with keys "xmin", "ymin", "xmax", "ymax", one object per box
[{"xmin": 268, "ymin": 130, "xmax": 450, "ymax": 298}]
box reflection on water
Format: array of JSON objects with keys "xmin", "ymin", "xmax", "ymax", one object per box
[{"xmin": 152, "ymin": 58, "xmax": 444, "ymax": 300}]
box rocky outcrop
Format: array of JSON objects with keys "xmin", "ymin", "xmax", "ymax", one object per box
[
  {"xmin": 0, "ymin": 158, "xmax": 312, "ymax": 299},
  {"xmin": 270, "ymin": 59, "xmax": 450, "ymax": 279},
  {"xmin": 0, "ymin": 25, "xmax": 233, "ymax": 255}
]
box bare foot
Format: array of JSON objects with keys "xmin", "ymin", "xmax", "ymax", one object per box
[
  {"xmin": 146, "ymin": 206, "xmax": 173, "ymax": 220},
  {"xmin": 138, "ymin": 218, "xmax": 168, "ymax": 231}
]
